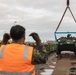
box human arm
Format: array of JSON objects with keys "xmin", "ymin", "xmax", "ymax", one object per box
[
  {"xmin": 32, "ymin": 44, "xmax": 48, "ymax": 65},
  {"xmin": 29, "ymin": 33, "xmax": 48, "ymax": 65}
]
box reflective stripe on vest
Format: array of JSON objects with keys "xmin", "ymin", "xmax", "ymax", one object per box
[
  {"xmin": 0, "ymin": 68, "xmax": 35, "ymax": 75},
  {"xmin": 0, "ymin": 45, "xmax": 6, "ymax": 58},
  {"xmin": 23, "ymin": 46, "xmax": 28, "ymax": 60},
  {"xmin": 0, "ymin": 45, "xmax": 35, "ymax": 75}
]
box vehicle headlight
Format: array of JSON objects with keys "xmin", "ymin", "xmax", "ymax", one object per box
[
  {"xmin": 73, "ymin": 40, "xmax": 75, "ymax": 42},
  {"xmin": 67, "ymin": 41, "xmax": 70, "ymax": 44},
  {"xmin": 58, "ymin": 40, "xmax": 60, "ymax": 42}
]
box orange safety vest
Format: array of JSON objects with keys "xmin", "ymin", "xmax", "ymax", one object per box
[{"xmin": 0, "ymin": 44, "xmax": 35, "ymax": 75}]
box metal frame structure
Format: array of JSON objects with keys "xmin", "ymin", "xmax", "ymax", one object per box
[
  {"xmin": 54, "ymin": 0, "xmax": 76, "ymax": 41},
  {"xmin": 54, "ymin": 32, "xmax": 76, "ymax": 41}
]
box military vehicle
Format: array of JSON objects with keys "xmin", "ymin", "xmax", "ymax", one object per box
[
  {"xmin": 55, "ymin": 32, "xmax": 76, "ymax": 55},
  {"xmin": 54, "ymin": 0, "xmax": 76, "ymax": 55},
  {"xmin": 37, "ymin": 1, "xmax": 76, "ymax": 75}
]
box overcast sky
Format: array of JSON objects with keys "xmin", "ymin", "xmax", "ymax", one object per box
[{"xmin": 0, "ymin": 0, "xmax": 76, "ymax": 42}]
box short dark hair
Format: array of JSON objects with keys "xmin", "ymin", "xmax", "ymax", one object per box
[{"xmin": 10, "ymin": 25, "xmax": 25, "ymax": 40}]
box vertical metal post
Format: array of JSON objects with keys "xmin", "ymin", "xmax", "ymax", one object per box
[{"xmin": 67, "ymin": 0, "xmax": 69, "ymax": 7}]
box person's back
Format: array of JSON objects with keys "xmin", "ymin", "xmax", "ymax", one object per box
[
  {"xmin": 0, "ymin": 44, "xmax": 34, "ymax": 72},
  {"xmin": 0, "ymin": 25, "xmax": 48, "ymax": 75}
]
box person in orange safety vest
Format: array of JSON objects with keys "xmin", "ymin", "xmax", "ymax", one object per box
[{"xmin": 0, "ymin": 25, "xmax": 48, "ymax": 75}]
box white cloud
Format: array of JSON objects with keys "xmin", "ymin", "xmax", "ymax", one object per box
[{"xmin": 0, "ymin": 0, "xmax": 76, "ymax": 41}]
